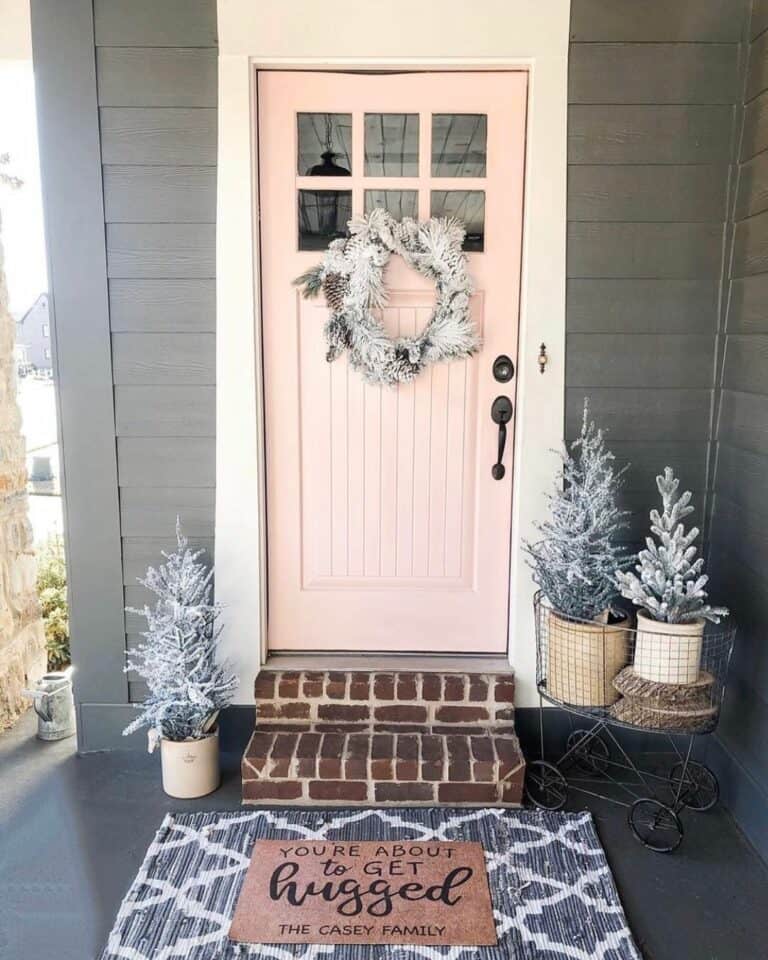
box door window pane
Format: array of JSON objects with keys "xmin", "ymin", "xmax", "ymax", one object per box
[
  {"xmin": 364, "ymin": 189, "xmax": 418, "ymax": 220},
  {"xmin": 431, "ymin": 114, "xmax": 487, "ymax": 177},
  {"xmin": 298, "ymin": 190, "xmax": 352, "ymax": 250},
  {"xmin": 297, "ymin": 113, "xmax": 352, "ymax": 176},
  {"xmin": 430, "ymin": 190, "xmax": 485, "ymax": 251},
  {"xmin": 364, "ymin": 113, "xmax": 419, "ymax": 176}
]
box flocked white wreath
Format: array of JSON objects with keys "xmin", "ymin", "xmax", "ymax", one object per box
[{"xmin": 295, "ymin": 208, "xmax": 480, "ymax": 385}]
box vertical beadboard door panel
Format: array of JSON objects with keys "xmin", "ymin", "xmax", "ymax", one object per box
[{"xmin": 259, "ymin": 71, "xmax": 526, "ymax": 653}]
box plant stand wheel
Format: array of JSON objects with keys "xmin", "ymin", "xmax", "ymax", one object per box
[
  {"xmin": 565, "ymin": 728, "xmax": 610, "ymax": 775},
  {"xmin": 668, "ymin": 760, "xmax": 719, "ymax": 812},
  {"xmin": 628, "ymin": 798, "xmax": 683, "ymax": 853},
  {"xmin": 525, "ymin": 760, "xmax": 568, "ymax": 811}
]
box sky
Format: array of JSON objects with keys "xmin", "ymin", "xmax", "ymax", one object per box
[{"xmin": 0, "ymin": 59, "xmax": 48, "ymax": 317}]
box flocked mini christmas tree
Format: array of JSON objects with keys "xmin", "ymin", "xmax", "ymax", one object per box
[
  {"xmin": 525, "ymin": 399, "xmax": 629, "ymax": 620},
  {"xmin": 616, "ymin": 467, "xmax": 728, "ymax": 624},
  {"xmin": 123, "ymin": 519, "xmax": 238, "ymax": 749}
]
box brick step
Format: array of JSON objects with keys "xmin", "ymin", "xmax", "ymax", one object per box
[
  {"xmin": 253, "ymin": 669, "xmax": 516, "ymax": 731},
  {"xmin": 241, "ymin": 727, "xmax": 525, "ymax": 807},
  {"xmin": 243, "ymin": 669, "xmax": 524, "ymax": 807}
]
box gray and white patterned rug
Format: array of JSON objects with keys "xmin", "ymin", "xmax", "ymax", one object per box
[{"xmin": 100, "ymin": 808, "xmax": 641, "ymax": 960}]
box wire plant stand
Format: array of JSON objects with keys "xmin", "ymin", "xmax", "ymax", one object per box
[{"xmin": 526, "ymin": 591, "xmax": 736, "ymax": 853}]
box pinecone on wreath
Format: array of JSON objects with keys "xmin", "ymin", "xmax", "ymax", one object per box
[{"xmin": 322, "ymin": 272, "xmax": 347, "ymax": 312}]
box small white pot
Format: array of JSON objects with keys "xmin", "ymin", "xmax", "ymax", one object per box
[
  {"xmin": 160, "ymin": 728, "xmax": 220, "ymax": 798},
  {"xmin": 633, "ymin": 610, "xmax": 704, "ymax": 685}
]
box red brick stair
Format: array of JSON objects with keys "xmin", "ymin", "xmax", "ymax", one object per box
[{"xmin": 241, "ymin": 669, "xmax": 525, "ymax": 806}]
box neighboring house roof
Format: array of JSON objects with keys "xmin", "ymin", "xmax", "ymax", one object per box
[
  {"xmin": 17, "ymin": 292, "xmax": 48, "ymax": 325},
  {"xmin": 15, "ymin": 292, "xmax": 52, "ymax": 368}
]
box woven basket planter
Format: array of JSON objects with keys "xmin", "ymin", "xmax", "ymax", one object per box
[
  {"xmin": 633, "ymin": 610, "xmax": 704, "ymax": 685},
  {"xmin": 547, "ymin": 610, "xmax": 629, "ymax": 707}
]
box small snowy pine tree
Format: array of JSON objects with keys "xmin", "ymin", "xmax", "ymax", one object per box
[
  {"xmin": 615, "ymin": 467, "xmax": 728, "ymax": 624},
  {"xmin": 524, "ymin": 400, "xmax": 629, "ymax": 620},
  {"xmin": 123, "ymin": 519, "xmax": 238, "ymax": 748}
]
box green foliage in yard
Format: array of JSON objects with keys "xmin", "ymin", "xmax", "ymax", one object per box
[{"xmin": 37, "ymin": 534, "xmax": 69, "ymax": 670}]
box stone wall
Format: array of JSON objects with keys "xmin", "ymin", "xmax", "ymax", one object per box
[{"xmin": 0, "ymin": 216, "xmax": 46, "ymax": 729}]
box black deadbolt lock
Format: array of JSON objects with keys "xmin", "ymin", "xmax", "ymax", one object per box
[{"xmin": 493, "ymin": 354, "xmax": 515, "ymax": 383}]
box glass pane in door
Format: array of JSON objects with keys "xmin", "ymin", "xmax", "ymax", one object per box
[
  {"xmin": 431, "ymin": 114, "xmax": 487, "ymax": 177},
  {"xmin": 298, "ymin": 189, "xmax": 352, "ymax": 250},
  {"xmin": 431, "ymin": 190, "xmax": 485, "ymax": 251},
  {"xmin": 364, "ymin": 113, "xmax": 419, "ymax": 176},
  {"xmin": 297, "ymin": 113, "xmax": 352, "ymax": 175},
  {"xmin": 364, "ymin": 189, "xmax": 419, "ymax": 220}
]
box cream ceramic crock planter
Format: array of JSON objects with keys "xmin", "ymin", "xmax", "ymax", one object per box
[
  {"xmin": 547, "ymin": 610, "xmax": 630, "ymax": 707},
  {"xmin": 160, "ymin": 728, "xmax": 220, "ymax": 798},
  {"xmin": 633, "ymin": 610, "xmax": 704, "ymax": 685}
]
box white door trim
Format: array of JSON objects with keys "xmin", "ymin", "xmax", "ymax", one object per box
[{"xmin": 215, "ymin": 2, "xmax": 570, "ymax": 708}]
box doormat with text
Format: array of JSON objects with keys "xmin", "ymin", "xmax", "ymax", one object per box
[
  {"xmin": 229, "ymin": 839, "xmax": 497, "ymax": 946},
  {"xmin": 99, "ymin": 808, "xmax": 641, "ymax": 960}
]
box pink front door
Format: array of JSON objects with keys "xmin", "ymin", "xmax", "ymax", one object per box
[{"xmin": 258, "ymin": 71, "xmax": 527, "ymax": 653}]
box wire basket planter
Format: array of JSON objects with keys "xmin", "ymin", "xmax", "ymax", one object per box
[{"xmin": 526, "ymin": 591, "xmax": 736, "ymax": 853}]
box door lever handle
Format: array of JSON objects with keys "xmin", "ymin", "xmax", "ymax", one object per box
[{"xmin": 491, "ymin": 396, "xmax": 513, "ymax": 480}]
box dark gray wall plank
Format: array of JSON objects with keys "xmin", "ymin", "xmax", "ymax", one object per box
[
  {"xmin": 727, "ymin": 274, "xmax": 768, "ymax": 333},
  {"xmin": 30, "ymin": 0, "xmax": 128, "ymax": 714},
  {"xmin": 109, "ymin": 279, "xmax": 215, "ymax": 332},
  {"xmin": 100, "ymin": 108, "xmax": 217, "ymax": 166},
  {"xmin": 753, "ymin": 1, "xmax": 768, "ymax": 40},
  {"xmin": 120, "ymin": 488, "xmax": 215, "ymax": 537},
  {"xmin": 568, "ymin": 104, "xmax": 734, "ymax": 165},
  {"xmin": 735, "ymin": 150, "xmax": 768, "ymax": 219},
  {"xmin": 103, "ymin": 166, "xmax": 216, "ymax": 223},
  {"xmin": 569, "ymin": 43, "xmax": 739, "ymax": 105},
  {"xmin": 713, "ymin": 443, "xmax": 768, "ymax": 519},
  {"xmin": 129, "ymin": 680, "xmax": 149, "ymax": 703},
  {"xmin": 609, "ymin": 441, "xmax": 708, "ymax": 493},
  {"xmin": 94, "ymin": 0, "xmax": 217, "ymax": 47},
  {"xmin": 567, "ymin": 222, "xmax": 724, "ymax": 278},
  {"xmin": 570, "ymin": 0, "xmax": 744, "ymax": 42},
  {"xmin": 96, "ymin": 48, "xmax": 217, "ymax": 107},
  {"xmin": 78, "ymin": 704, "xmax": 145, "ymax": 751},
  {"xmin": 708, "ymin": 552, "xmax": 768, "ymax": 684},
  {"xmin": 711, "ymin": 496, "xmax": 768, "ymax": 580},
  {"xmin": 568, "ymin": 164, "xmax": 727, "ymax": 222},
  {"xmin": 122, "ymin": 537, "xmax": 214, "ymax": 584},
  {"xmin": 565, "ymin": 387, "xmax": 713, "ymax": 441},
  {"xmin": 106, "ymin": 223, "xmax": 215, "ymax": 279},
  {"xmin": 112, "ymin": 333, "xmax": 216, "ymax": 385},
  {"xmin": 117, "ymin": 437, "xmax": 215, "ymax": 487},
  {"xmin": 707, "ymin": 0, "xmax": 768, "ymax": 850},
  {"xmin": 733, "ymin": 209, "xmax": 768, "ymax": 277},
  {"xmin": 717, "ymin": 673, "xmax": 768, "ymax": 794},
  {"xmin": 747, "ymin": 29, "xmax": 768, "ymax": 103},
  {"xmin": 566, "ymin": 334, "xmax": 715, "ymax": 389},
  {"xmin": 717, "ymin": 390, "xmax": 768, "ymax": 455},
  {"xmin": 115, "ymin": 385, "xmax": 216, "ymax": 436},
  {"xmin": 722, "ymin": 335, "xmax": 768, "ymax": 393},
  {"xmin": 741, "ymin": 90, "xmax": 768, "ymax": 160},
  {"xmin": 567, "ymin": 278, "xmax": 718, "ymax": 333}
]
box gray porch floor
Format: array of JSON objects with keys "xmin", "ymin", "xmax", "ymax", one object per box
[{"xmin": 1, "ymin": 710, "xmax": 766, "ymax": 960}]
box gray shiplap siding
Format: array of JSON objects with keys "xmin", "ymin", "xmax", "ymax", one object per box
[
  {"xmin": 93, "ymin": 1, "xmax": 217, "ymax": 703},
  {"xmin": 566, "ymin": 0, "xmax": 746, "ymax": 535},
  {"xmin": 709, "ymin": 2, "xmax": 768, "ymax": 856}
]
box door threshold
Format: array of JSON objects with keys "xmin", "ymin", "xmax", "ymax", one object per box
[{"xmin": 263, "ymin": 653, "xmax": 513, "ymax": 674}]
